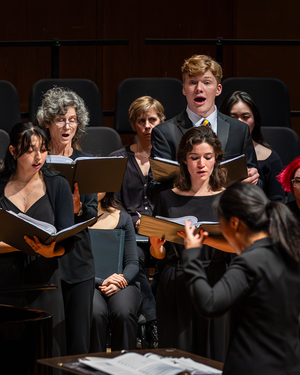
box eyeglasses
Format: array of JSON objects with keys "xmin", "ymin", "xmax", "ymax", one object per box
[
  {"xmin": 53, "ymin": 120, "xmax": 78, "ymax": 127},
  {"xmin": 291, "ymin": 178, "xmax": 300, "ymax": 187}
]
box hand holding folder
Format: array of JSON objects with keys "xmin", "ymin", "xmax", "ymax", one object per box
[
  {"xmin": 0, "ymin": 209, "xmax": 99, "ymax": 255},
  {"xmin": 150, "ymin": 154, "xmax": 248, "ymax": 187},
  {"xmin": 138, "ymin": 215, "xmax": 222, "ymax": 245}
]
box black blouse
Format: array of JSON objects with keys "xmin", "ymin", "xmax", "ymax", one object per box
[
  {"xmin": 1, "ymin": 194, "xmax": 55, "ymax": 225},
  {"xmin": 110, "ymin": 145, "xmax": 154, "ymax": 228},
  {"xmin": 258, "ymin": 150, "xmax": 284, "ymax": 202},
  {"xmin": 181, "ymin": 237, "xmax": 300, "ymax": 375}
]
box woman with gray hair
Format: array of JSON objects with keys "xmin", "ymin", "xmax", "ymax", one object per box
[{"xmin": 36, "ymin": 87, "xmax": 98, "ymax": 355}]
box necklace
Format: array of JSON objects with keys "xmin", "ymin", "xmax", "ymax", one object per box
[{"xmin": 15, "ymin": 176, "xmax": 40, "ymax": 201}]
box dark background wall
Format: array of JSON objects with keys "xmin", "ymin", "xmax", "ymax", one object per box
[{"xmin": 0, "ymin": 0, "xmax": 299, "ymax": 142}]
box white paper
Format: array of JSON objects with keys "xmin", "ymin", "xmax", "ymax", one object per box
[{"xmin": 79, "ymin": 352, "xmax": 222, "ymax": 375}]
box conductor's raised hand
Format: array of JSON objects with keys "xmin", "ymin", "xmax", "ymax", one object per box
[
  {"xmin": 184, "ymin": 220, "xmax": 208, "ymax": 250},
  {"xmin": 24, "ymin": 235, "xmax": 64, "ymax": 257},
  {"xmin": 73, "ymin": 182, "xmax": 81, "ymax": 214}
]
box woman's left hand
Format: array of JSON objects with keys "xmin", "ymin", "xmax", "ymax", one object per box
[
  {"xmin": 73, "ymin": 182, "xmax": 81, "ymax": 214},
  {"xmin": 24, "ymin": 236, "xmax": 65, "ymax": 257},
  {"xmin": 99, "ymin": 284, "xmax": 121, "ymax": 297},
  {"xmin": 184, "ymin": 220, "xmax": 208, "ymax": 250}
]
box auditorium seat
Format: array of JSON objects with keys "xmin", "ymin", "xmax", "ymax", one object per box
[
  {"xmin": 0, "ymin": 81, "xmax": 22, "ymax": 133},
  {"xmin": 216, "ymin": 77, "xmax": 291, "ymax": 128},
  {"xmin": 28, "ymin": 79, "xmax": 104, "ymax": 127},
  {"xmin": 114, "ymin": 77, "xmax": 187, "ymax": 134},
  {"xmin": 89, "ymin": 228, "xmax": 147, "ymax": 350},
  {"xmin": 80, "ymin": 126, "xmax": 123, "ymax": 156},
  {"xmin": 261, "ymin": 126, "xmax": 300, "ymax": 167},
  {"xmin": 0, "ymin": 130, "xmax": 9, "ymax": 160}
]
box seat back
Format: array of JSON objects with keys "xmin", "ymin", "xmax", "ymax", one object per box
[
  {"xmin": 89, "ymin": 228, "xmax": 125, "ymax": 279},
  {"xmin": 216, "ymin": 77, "xmax": 291, "ymax": 128},
  {"xmin": 28, "ymin": 79, "xmax": 104, "ymax": 127},
  {"xmin": 114, "ymin": 78, "xmax": 186, "ymax": 134},
  {"xmin": 261, "ymin": 126, "xmax": 300, "ymax": 167},
  {"xmin": 0, "ymin": 81, "xmax": 21, "ymax": 133},
  {"xmin": 0, "ymin": 130, "xmax": 9, "ymax": 160},
  {"xmin": 80, "ymin": 127, "xmax": 123, "ymax": 156}
]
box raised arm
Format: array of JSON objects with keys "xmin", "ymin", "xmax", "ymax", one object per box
[{"xmin": 181, "ymin": 222, "xmax": 251, "ymax": 317}]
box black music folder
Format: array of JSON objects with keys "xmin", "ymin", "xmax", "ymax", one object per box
[
  {"xmin": 0, "ymin": 209, "xmax": 99, "ymax": 255},
  {"xmin": 150, "ymin": 154, "xmax": 248, "ymax": 187},
  {"xmin": 46, "ymin": 155, "xmax": 128, "ymax": 194}
]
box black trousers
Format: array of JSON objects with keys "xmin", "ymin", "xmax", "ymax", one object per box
[
  {"xmin": 61, "ymin": 277, "xmax": 94, "ymax": 355},
  {"xmin": 90, "ymin": 284, "xmax": 142, "ymax": 352}
]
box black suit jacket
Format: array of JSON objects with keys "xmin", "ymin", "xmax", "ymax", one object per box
[
  {"xmin": 148, "ymin": 110, "xmax": 258, "ymax": 201},
  {"xmin": 151, "ymin": 109, "xmax": 257, "ymax": 165},
  {"xmin": 181, "ymin": 237, "xmax": 300, "ymax": 375}
]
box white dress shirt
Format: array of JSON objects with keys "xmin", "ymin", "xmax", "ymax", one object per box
[{"xmin": 186, "ymin": 105, "xmax": 218, "ymax": 134}]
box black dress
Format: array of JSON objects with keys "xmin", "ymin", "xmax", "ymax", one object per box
[
  {"xmin": 258, "ymin": 150, "xmax": 284, "ymax": 201},
  {"xmin": 90, "ymin": 210, "xmax": 142, "ymax": 352},
  {"xmin": 110, "ymin": 145, "xmax": 154, "ymax": 227},
  {"xmin": 58, "ymin": 148, "xmax": 98, "ymax": 355},
  {"xmin": 0, "ymin": 173, "xmax": 75, "ymax": 359},
  {"xmin": 153, "ymin": 189, "xmax": 230, "ymax": 361}
]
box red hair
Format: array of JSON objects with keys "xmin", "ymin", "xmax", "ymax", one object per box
[{"xmin": 277, "ymin": 156, "xmax": 300, "ymax": 193}]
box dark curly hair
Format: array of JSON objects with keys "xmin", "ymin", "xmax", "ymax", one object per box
[
  {"xmin": 174, "ymin": 126, "xmax": 227, "ymax": 192},
  {"xmin": 36, "ymin": 87, "xmax": 89, "ymax": 150}
]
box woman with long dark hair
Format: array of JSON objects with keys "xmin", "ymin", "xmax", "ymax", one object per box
[
  {"xmin": 182, "ymin": 182, "xmax": 300, "ymax": 375},
  {"xmin": 220, "ymin": 91, "xmax": 284, "ymax": 201},
  {"xmin": 0, "ymin": 122, "xmax": 74, "ymax": 357},
  {"xmin": 150, "ymin": 126, "xmax": 233, "ymax": 361}
]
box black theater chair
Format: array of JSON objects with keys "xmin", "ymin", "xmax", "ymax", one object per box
[
  {"xmin": 217, "ymin": 77, "xmax": 291, "ymax": 128},
  {"xmin": 0, "ymin": 81, "xmax": 22, "ymax": 133},
  {"xmin": 114, "ymin": 77, "xmax": 186, "ymax": 134},
  {"xmin": 0, "ymin": 129, "xmax": 9, "ymax": 160},
  {"xmin": 261, "ymin": 126, "xmax": 300, "ymax": 167},
  {"xmin": 80, "ymin": 127, "xmax": 123, "ymax": 156}
]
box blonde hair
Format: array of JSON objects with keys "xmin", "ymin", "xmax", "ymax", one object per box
[
  {"xmin": 181, "ymin": 55, "xmax": 223, "ymax": 84},
  {"xmin": 128, "ymin": 96, "xmax": 165, "ymax": 127}
]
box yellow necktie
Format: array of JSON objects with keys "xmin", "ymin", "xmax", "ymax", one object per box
[{"xmin": 201, "ymin": 119, "xmax": 211, "ymax": 128}]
